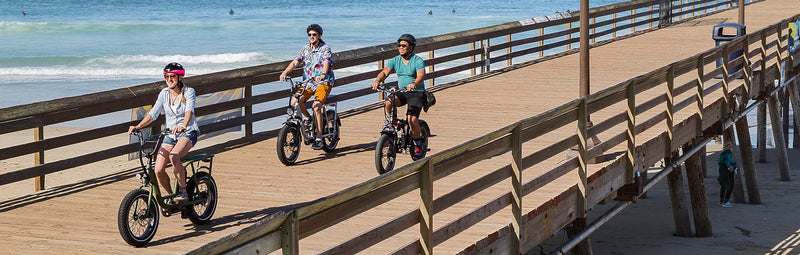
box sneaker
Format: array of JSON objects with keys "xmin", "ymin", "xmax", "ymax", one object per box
[
  {"xmin": 718, "ymin": 202, "xmax": 724, "ymax": 207},
  {"xmin": 174, "ymin": 188, "xmax": 189, "ymax": 203},
  {"xmin": 311, "ymin": 138, "xmax": 324, "ymax": 150},
  {"xmin": 412, "ymin": 148, "xmax": 424, "ymax": 160},
  {"xmin": 722, "ymin": 202, "xmax": 733, "ymax": 208}
]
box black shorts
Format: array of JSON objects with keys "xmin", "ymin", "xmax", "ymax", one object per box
[{"xmin": 394, "ymin": 91, "xmax": 425, "ymax": 117}]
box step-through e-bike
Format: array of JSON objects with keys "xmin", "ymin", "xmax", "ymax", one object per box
[{"xmin": 118, "ymin": 129, "xmax": 218, "ymax": 247}]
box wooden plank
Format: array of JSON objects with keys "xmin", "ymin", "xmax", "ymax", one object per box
[
  {"xmin": 319, "ymin": 210, "xmax": 419, "ymax": 254},
  {"xmin": 187, "ymin": 211, "xmax": 288, "ymax": 255}
]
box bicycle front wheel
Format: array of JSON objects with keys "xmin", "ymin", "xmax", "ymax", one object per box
[
  {"xmin": 277, "ymin": 125, "xmax": 301, "ymax": 165},
  {"xmin": 375, "ymin": 134, "xmax": 396, "ymax": 174},
  {"xmin": 117, "ymin": 189, "xmax": 159, "ymax": 247}
]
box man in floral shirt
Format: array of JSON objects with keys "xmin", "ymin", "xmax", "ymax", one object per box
[{"xmin": 280, "ymin": 24, "xmax": 335, "ymax": 150}]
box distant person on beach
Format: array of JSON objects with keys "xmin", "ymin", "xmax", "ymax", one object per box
[
  {"xmin": 279, "ymin": 24, "xmax": 335, "ymax": 150},
  {"xmin": 428, "ymin": 10, "xmax": 432, "ymax": 15},
  {"xmin": 452, "ymin": 8, "xmax": 455, "ymax": 14},
  {"xmin": 229, "ymin": 9, "xmax": 234, "ymax": 15},
  {"xmin": 128, "ymin": 62, "xmax": 199, "ymax": 202},
  {"xmin": 371, "ymin": 34, "xmax": 428, "ymax": 159},
  {"xmin": 717, "ymin": 142, "xmax": 736, "ymax": 208},
  {"xmin": 22, "ymin": 11, "xmax": 26, "ymax": 16}
]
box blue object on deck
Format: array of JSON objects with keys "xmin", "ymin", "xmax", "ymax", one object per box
[{"xmin": 713, "ymin": 23, "xmax": 746, "ymax": 79}]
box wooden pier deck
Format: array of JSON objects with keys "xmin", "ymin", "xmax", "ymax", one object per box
[{"xmin": 2, "ymin": 0, "xmax": 800, "ymax": 254}]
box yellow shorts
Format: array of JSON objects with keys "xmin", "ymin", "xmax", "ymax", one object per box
[{"xmin": 296, "ymin": 83, "xmax": 332, "ymax": 104}]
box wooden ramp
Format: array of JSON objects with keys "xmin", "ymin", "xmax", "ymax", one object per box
[{"xmin": 1, "ymin": 1, "xmax": 799, "ymax": 254}]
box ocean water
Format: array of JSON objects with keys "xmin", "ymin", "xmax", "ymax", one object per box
[{"xmin": 0, "ymin": 0, "xmax": 627, "ymax": 110}]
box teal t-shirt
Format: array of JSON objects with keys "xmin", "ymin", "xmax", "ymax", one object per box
[{"xmin": 387, "ymin": 54, "xmax": 425, "ymax": 91}]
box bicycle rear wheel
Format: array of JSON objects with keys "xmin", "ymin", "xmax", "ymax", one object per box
[
  {"xmin": 322, "ymin": 117, "xmax": 340, "ymax": 152},
  {"xmin": 118, "ymin": 189, "xmax": 159, "ymax": 247},
  {"xmin": 185, "ymin": 172, "xmax": 218, "ymax": 225}
]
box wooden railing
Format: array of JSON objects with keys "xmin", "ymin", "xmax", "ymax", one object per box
[
  {"xmin": 183, "ymin": 3, "xmax": 796, "ymax": 255},
  {"xmin": 0, "ymin": 0, "xmax": 754, "ymax": 191}
]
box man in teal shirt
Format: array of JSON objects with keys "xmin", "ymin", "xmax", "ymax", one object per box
[{"xmin": 371, "ymin": 34, "xmax": 427, "ymax": 159}]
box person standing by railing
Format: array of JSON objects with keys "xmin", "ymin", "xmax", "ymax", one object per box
[
  {"xmin": 718, "ymin": 142, "xmax": 736, "ymax": 207},
  {"xmin": 371, "ymin": 34, "xmax": 427, "ymax": 159},
  {"xmin": 279, "ymin": 24, "xmax": 335, "ymax": 150},
  {"xmin": 127, "ymin": 62, "xmax": 200, "ymax": 202}
]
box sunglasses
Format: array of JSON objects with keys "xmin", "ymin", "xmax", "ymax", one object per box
[
  {"xmin": 308, "ymin": 33, "xmax": 319, "ymax": 37},
  {"xmin": 397, "ymin": 44, "xmax": 410, "ymax": 48},
  {"xmin": 164, "ymin": 74, "xmax": 179, "ymax": 79}
]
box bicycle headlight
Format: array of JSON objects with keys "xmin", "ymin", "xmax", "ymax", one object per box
[
  {"xmin": 135, "ymin": 173, "xmax": 142, "ymax": 180},
  {"xmin": 286, "ymin": 107, "xmax": 294, "ymax": 116}
]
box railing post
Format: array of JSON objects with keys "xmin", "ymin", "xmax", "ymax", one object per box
[
  {"xmin": 539, "ymin": 28, "xmax": 545, "ymax": 58},
  {"xmin": 649, "ymin": 5, "xmax": 653, "ymax": 28},
  {"xmin": 696, "ymin": 55, "xmax": 708, "ymax": 178},
  {"xmin": 244, "ymin": 85, "xmax": 253, "ymax": 137},
  {"xmin": 571, "ymin": 98, "xmax": 592, "ymax": 254},
  {"xmin": 631, "ymin": 9, "xmax": 636, "ymax": 33},
  {"xmin": 471, "ymin": 41, "xmax": 478, "ymax": 76},
  {"xmin": 34, "ymin": 126, "xmax": 45, "ymax": 191},
  {"xmin": 696, "ymin": 55, "xmax": 704, "ymax": 138},
  {"xmin": 506, "ymin": 34, "xmax": 513, "ymax": 66},
  {"xmin": 567, "ymin": 22, "xmax": 572, "ymax": 50},
  {"xmin": 281, "ymin": 211, "xmax": 299, "ymax": 255},
  {"xmin": 666, "ymin": 65, "xmax": 675, "ymax": 162},
  {"xmin": 626, "ymin": 80, "xmax": 636, "ymax": 185},
  {"xmin": 722, "ymin": 44, "xmax": 731, "ymax": 108},
  {"xmin": 612, "ymin": 13, "xmax": 618, "ymax": 38},
  {"xmin": 428, "ymin": 50, "xmax": 435, "ymax": 87},
  {"xmin": 420, "ymin": 160, "xmax": 434, "ymax": 255},
  {"xmin": 511, "ymin": 125, "xmax": 523, "ymax": 254}
]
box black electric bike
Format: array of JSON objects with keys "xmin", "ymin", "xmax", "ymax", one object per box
[
  {"xmin": 374, "ymin": 85, "xmax": 430, "ymax": 174},
  {"xmin": 118, "ymin": 129, "xmax": 218, "ymax": 247},
  {"xmin": 276, "ymin": 77, "xmax": 341, "ymax": 165}
]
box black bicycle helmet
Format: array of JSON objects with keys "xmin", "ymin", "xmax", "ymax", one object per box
[
  {"xmin": 307, "ymin": 24, "xmax": 323, "ymax": 36},
  {"xmin": 397, "ymin": 34, "xmax": 417, "ymax": 47},
  {"xmin": 163, "ymin": 62, "xmax": 185, "ymax": 75}
]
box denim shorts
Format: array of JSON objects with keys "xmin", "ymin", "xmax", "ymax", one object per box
[{"xmin": 163, "ymin": 130, "xmax": 199, "ymax": 146}]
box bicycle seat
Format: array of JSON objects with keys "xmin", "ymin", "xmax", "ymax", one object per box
[{"xmin": 181, "ymin": 153, "xmax": 214, "ymax": 162}]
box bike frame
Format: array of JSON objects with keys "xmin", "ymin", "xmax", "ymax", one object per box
[
  {"xmin": 131, "ymin": 130, "xmax": 214, "ymax": 213},
  {"xmin": 378, "ymin": 86, "xmax": 415, "ymax": 153},
  {"xmin": 283, "ymin": 77, "xmax": 339, "ymax": 142}
]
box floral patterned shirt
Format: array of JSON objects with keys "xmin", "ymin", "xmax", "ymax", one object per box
[{"xmin": 295, "ymin": 42, "xmax": 335, "ymax": 85}]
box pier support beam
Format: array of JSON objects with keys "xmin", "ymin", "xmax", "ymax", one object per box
[
  {"xmin": 767, "ymin": 94, "xmax": 791, "ymax": 180},
  {"xmin": 735, "ymin": 110, "xmax": 762, "ymax": 204},
  {"xmin": 683, "ymin": 141, "xmax": 712, "ymax": 237},
  {"xmin": 666, "ymin": 152, "xmax": 692, "ymax": 237}
]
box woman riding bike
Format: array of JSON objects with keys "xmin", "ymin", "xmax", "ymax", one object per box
[
  {"xmin": 128, "ymin": 62, "xmax": 200, "ymax": 202},
  {"xmin": 371, "ymin": 34, "xmax": 427, "ymax": 159}
]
